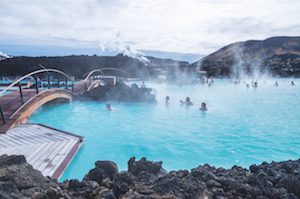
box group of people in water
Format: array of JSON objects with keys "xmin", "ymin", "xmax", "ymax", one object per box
[
  {"xmin": 244, "ymin": 80, "xmax": 295, "ymax": 88},
  {"xmin": 106, "ymin": 79, "xmax": 296, "ymax": 111},
  {"xmin": 168, "ymin": 96, "xmax": 208, "ymax": 111},
  {"xmin": 106, "ymin": 96, "xmax": 208, "ymax": 111},
  {"xmin": 106, "ymin": 97, "xmax": 208, "ymax": 111}
]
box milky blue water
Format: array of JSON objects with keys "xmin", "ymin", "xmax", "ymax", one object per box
[{"xmin": 29, "ymin": 79, "xmax": 300, "ymax": 181}]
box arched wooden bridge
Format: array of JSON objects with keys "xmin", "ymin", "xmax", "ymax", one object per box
[
  {"xmin": 0, "ymin": 69, "xmax": 75, "ymax": 133},
  {"xmin": 0, "ymin": 67, "xmax": 129, "ymax": 133},
  {"xmin": 72, "ymin": 67, "xmax": 129, "ymax": 95}
]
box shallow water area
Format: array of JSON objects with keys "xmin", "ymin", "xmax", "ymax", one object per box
[{"xmin": 29, "ymin": 79, "xmax": 300, "ymax": 181}]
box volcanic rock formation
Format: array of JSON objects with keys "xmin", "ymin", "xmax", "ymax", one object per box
[{"xmin": 1, "ymin": 154, "xmax": 300, "ymax": 198}]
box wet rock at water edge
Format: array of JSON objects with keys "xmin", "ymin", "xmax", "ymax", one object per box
[
  {"xmin": 128, "ymin": 157, "xmax": 167, "ymax": 176},
  {"xmin": 2, "ymin": 154, "xmax": 300, "ymax": 198}
]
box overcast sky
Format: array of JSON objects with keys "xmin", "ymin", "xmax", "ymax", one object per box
[{"xmin": 1, "ymin": 0, "xmax": 300, "ymax": 60}]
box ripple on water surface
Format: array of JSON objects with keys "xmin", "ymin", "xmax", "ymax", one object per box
[{"xmin": 29, "ymin": 79, "xmax": 300, "ymax": 181}]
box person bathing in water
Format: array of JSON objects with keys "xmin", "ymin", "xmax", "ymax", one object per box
[
  {"xmin": 180, "ymin": 97, "xmax": 194, "ymax": 105},
  {"xmin": 199, "ymin": 102, "xmax": 208, "ymax": 111},
  {"xmin": 106, "ymin": 102, "xmax": 114, "ymax": 111},
  {"xmin": 166, "ymin": 96, "xmax": 170, "ymax": 104},
  {"xmin": 140, "ymin": 81, "xmax": 146, "ymax": 88}
]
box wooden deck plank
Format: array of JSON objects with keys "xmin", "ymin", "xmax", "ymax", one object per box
[
  {"xmin": 0, "ymin": 144, "xmax": 36, "ymax": 157},
  {"xmin": 3, "ymin": 132, "xmax": 35, "ymax": 146},
  {"xmin": 5, "ymin": 128, "xmax": 44, "ymax": 145},
  {"xmin": 19, "ymin": 144, "xmax": 43, "ymax": 158},
  {"xmin": 0, "ymin": 124, "xmax": 84, "ymax": 179},
  {"xmin": 35, "ymin": 140, "xmax": 67, "ymax": 171},
  {"xmin": 15, "ymin": 128, "xmax": 62, "ymax": 142},
  {"xmin": 0, "ymin": 134, "xmax": 30, "ymax": 147},
  {"xmin": 9, "ymin": 145, "xmax": 35, "ymax": 157},
  {"xmin": 0, "ymin": 139, "xmax": 12, "ymax": 148},
  {"xmin": 26, "ymin": 142, "xmax": 52, "ymax": 162},
  {"xmin": 9, "ymin": 126, "xmax": 62, "ymax": 142},
  {"xmin": 0, "ymin": 143, "xmax": 7, "ymax": 148},
  {"xmin": 29, "ymin": 125, "xmax": 73, "ymax": 141},
  {"xmin": 40, "ymin": 129, "xmax": 79, "ymax": 140},
  {"xmin": 42, "ymin": 139, "xmax": 78, "ymax": 175},
  {"xmin": 0, "ymin": 136, "xmax": 21, "ymax": 148},
  {"xmin": 30, "ymin": 125, "xmax": 84, "ymax": 144},
  {"xmin": 6, "ymin": 129, "xmax": 45, "ymax": 145},
  {"xmin": 28, "ymin": 141, "xmax": 58, "ymax": 166}
]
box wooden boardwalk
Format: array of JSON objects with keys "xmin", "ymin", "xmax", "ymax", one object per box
[
  {"xmin": 0, "ymin": 88, "xmax": 73, "ymax": 133},
  {"xmin": 0, "ymin": 124, "xmax": 84, "ymax": 180}
]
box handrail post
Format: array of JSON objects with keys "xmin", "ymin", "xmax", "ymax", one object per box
[
  {"xmin": 18, "ymin": 83, "xmax": 24, "ymax": 104},
  {"xmin": 34, "ymin": 75, "xmax": 39, "ymax": 94},
  {"xmin": 47, "ymin": 73, "xmax": 51, "ymax": 89},
  {"xmin": 0, "ymin": 103, "xmax": 6, "ymax": 124},
  {"xmin": 72, "ymin": 81, "xmax": 74, "ymax": 92},
  {"xmin": 57, "ymin": 74, "xmax": 60, "ymax": 88},
  {"xmin": 65, "ymin": 77, "xmax": 68, "ymax": 89}
]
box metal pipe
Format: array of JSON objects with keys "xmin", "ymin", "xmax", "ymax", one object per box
[
  {"xmin": 39, "ymin": 64, "xmax": 51, "ymax": 89},
  {"xmin": 65, "ymin": 77, "xmax": 68, "ymax": 89},
  {"xmin": 57, "ymin": 74, "xmax": 60, "ymax": 88},
  {"xmin": 34, "ymin": 75, "xmax": 39, "ymax": 94},
  {"xmin": 47, "ymin": 73, "xmax": 51, "ymax": 89},
  {"xmin": 18, "ymin": 83, "xmax": 24, "ymax": 104},
  {"xmin": 0, "ymin": 103, "xmax": 6, "ymax": 124}
]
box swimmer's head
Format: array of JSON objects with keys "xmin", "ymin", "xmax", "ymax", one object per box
[
  {"xmin": 166, "ymin": 96, "xmax": 170, "ymax": 101},
  {"xmin": 201, "ymin": 103, "xmax": 206, "ymax": 108},
  {"xmin": 186, "ymin": 97, "xmax": 190, "ymax": 102},
  {"xmin": 106, "ymin": 103, "xmax": 111, "ymax": 108}
]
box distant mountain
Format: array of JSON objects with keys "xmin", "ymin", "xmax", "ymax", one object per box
[
  {"xmin": 146, "ymin": 56, "xmax": 190, "ymax": 73},
  {"xmin": 0, "ymin": 54, "xmax": 157, "ymax": 78},
  {"xmin": 2, "ymin": 37, "xmax": 300, "ymax": 80},
  {"xmin": 191, "ymin": 37, "xmax": 300, "ymax": 78},
  {"xmin": 0, "ymin": 54, "xmax": 192, "ymax": 79}
]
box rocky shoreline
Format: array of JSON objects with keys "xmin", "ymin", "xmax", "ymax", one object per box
[{"xmin": 1, "ymin": 155, "xmax": 300, "ymax": 199}]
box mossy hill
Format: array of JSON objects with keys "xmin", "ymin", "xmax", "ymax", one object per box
[{"xmin": 191, "ymin": 36, "xmax": 300, "ymax": 78}]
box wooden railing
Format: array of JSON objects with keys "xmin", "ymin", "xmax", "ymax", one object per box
[{"xmin": 0, "ymin": 68, "xmax": 74, "ymax": 124}]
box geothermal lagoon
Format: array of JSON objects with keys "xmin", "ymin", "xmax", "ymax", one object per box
[{"xmin": 29, "ymin": 79, "xmax": 300, "ymax": 181}]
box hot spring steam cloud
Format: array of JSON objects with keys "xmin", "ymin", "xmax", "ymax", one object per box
[
  {"xmin": 100, "ymin": 31, "xmax": 150, "ymax": 64},
  {"xmin": 0, "ymin": 51, "xmax": 11, "ymax": 61}
]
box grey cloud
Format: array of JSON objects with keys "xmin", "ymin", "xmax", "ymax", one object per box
[
  {"xmin": 208, "ymin": 17, "xmax": 271, "ymax": 36},
  {"xmin": 1, "ymin": 0, "xmax": 300, "ymax": 55}
]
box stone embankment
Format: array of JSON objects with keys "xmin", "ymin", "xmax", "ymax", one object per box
[{"xmin": 1, "ymin": 154, "xmax": 300, "ymax": 198}]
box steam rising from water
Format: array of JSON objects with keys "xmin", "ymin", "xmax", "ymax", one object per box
[
  {"xmin": 229, "ymin": 43, "xmax": 272, "ymax": 79},
  {"xmin": 0, "ymin": 51, "xmax": 11, "ymax": 61},
  {"xmin": 100, "ymin": 31, "xmax": 150, "ymax": 63}
]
